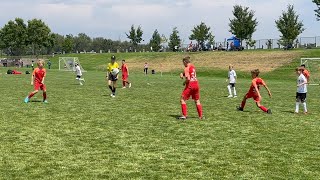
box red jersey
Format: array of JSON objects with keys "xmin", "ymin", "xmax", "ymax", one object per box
[
  {"xmin": 184, "ymin": 63, "xmax": 198, "ymax": 86},
  {"xmin": 33, "ymin": 67, "xmax": 46, "ymax": 83},
  {"xmin": 248, "ymin": 77, "xmax": 265, "ymax": 94},
  {"xmin": 122, "ymin": 64, "xmax": 128, "ymax": 74}
]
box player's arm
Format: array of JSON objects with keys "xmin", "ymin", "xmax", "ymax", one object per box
[
  {"xmin": 127, "ymin": 65, "xmax": 129, "ymax": 75},
  {"xmin": 42, "ymin": 70, "xmax": 46, "ymax": 84},
  {"xmin": 262, "ymin": 80, "xmax": 272, "ymax": 98},
  {"xmin": 183, "ymin": 68, "xmax": 190, "ymax": 85},
  {"xmin": 31, "ymin": 70, "xmax": 35, "ymax": 85}
]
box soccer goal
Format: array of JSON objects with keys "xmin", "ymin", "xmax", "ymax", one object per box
[
  {"xmin": 59, "ymin": 57, "xmax": 86, "ymax": 72},
  {"xmin": 300, "ymin": 58, "xmax": 320, "ymax": 85}
]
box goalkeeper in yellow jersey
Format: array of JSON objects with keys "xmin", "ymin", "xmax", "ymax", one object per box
[{"xmin": 107, "ymin": 55, "xmax": 119, "ymax": 97}]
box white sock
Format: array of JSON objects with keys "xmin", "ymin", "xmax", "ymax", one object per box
[
  {"xmin": 303, "ymin": 102, "xmax": 307, "ymax": 113},
  {"xmin": 227, "ymin": 85, "xmax": 232, "ymax": 95},
  {"xmin": 295, "ymin": 102, "xmax": 299, "ymax": 113},
  {"xmin": 233, "ymin": 87, "xmax": 237, "ymax": 96}
]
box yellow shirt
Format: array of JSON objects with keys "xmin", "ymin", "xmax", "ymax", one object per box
[{"xmin": 107, "ymin": 62, "xmax": 119, "ymax": 72}]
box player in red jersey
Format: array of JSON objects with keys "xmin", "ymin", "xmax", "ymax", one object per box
[
  {"xmin": 237, "ymin": 69, "xmax": 272, "ymax": 114},
  {"xmin": 24, "ymin": 59, "xmax": 48, "ymax": 103},
  {"xmin": 178, "ymin": 56, "xmax": 204, "ymax": 120},
  {"xmin": 121, "ymin": 60, "xmax": 131, "ymax": 88}
]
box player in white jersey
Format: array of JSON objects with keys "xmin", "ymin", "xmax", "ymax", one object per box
[
  {"xmin": 75, "ymin": 63, "xmax": 85, "ymax": 85},
  {"xmin": 295, "ymin": 67, "xmax": 308, "ymax": 114},
  {"xmin": 227, "ymin": 65, "xmax": 237, "ymax": 98}
]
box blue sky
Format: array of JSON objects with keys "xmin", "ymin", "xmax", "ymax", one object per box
[{"xmin": 0, "ymin": 0, "xmax": 319, "ymax": 44}]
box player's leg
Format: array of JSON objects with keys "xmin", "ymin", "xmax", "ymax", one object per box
[
  {"xmin": 227, "ymin": 84, "xmax": 232, "ymax": 97},
  {"xmin": 108, "ymin": 79, "xmax": 113, "ymax": 94},
  {"xmin": 112, "ymin": 80, "xmax": 117, "ymax": 96},
  {"xmin": 301, "ymin": 93, "xmax": 307, "ymax": 114},
  {"xmin": 192, "ymin": 87, "xmax": 203, "ymax": 119},
  {"xmin": 232, "ymin": 84, "xmax": 237, "ymax": 97},
  {"xmin": 40, "ymin": 84, "xmax": 47, "ymax": 102},
  {"xmin": 179, "ymin": 88, "xmax": 190, "ymax": 119},
  {"xmin": 255, "ymin": 101, "xmax": 269, "ymax": 113},
  {"xmin": 25, "ymin": 90, "xmax": 39, "ymax": 103},
  {"xmin": 295, "ymin": 93, "xmax": 300, "ymax": 113},
  {"xmin": 237, "ymin": 94, "xmax": 248, "ymax": 111}
]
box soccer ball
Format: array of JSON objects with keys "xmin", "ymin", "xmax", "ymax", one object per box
[{"xmin": 111, "ymin": 68, "xmax": 119, "ymax": 76}]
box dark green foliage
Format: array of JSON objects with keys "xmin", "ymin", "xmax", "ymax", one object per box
[
  {"xmin": 62, "ymin": 34, "xmax": 74, "ymax": 53},
  {"xmin": 275, "ymin": 5, "xmax": 304, "ymax": 47},
  {"xmin": 313, "ymin": 0, "xmax": 320, "ymax": 20},
  {"xmin": 189, "ymin": 22, "xmax": 214, "ymax": 48},
  {"xmin": 126, "ymin": 25, "xmax": 143, "ymax": 48},
  {"xmin": 73, "ymin": 33, "xmax": 92, "ymax": 52},
  {"xmin": 229, "ymin": 5, "xmax": 258, "ymax": 46},
  {"xmin": 149, "ymin": 29, "xmax": 161, "ymax": 52},
  {"xmin": 169, "ymin": 27, "xmax": 181, "ymax": 51}
]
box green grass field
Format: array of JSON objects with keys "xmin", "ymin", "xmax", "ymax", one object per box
[{"xmin": 1, "ymin": 50, "xmax": 320, "ymax": 179}]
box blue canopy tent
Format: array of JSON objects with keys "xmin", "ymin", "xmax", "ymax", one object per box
[{"xmin": 227, "ymin": 36, "xmax": 241, "ymax": 50}]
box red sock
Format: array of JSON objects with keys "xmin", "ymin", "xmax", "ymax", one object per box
[
  {"xmin": 181, "ymin": 104, "xmax": 187, "ymax": 117},
  {"xmin": 122, "ymin": 81, "xmax": 125, "ymax": 87},
  {"xmin": 196, "ymin": 104, "xmax": 203, "ymax": 118},
  {"xmin": 241, "ymin": 101, "xmax": 246, "ymax": 109},
  {"xmin": 43, "ymin": 92, "xmax": 47, "ymax": 101},
  {"xmin": 259, "ymin": 105, "xmax": 268, "ymax": 112},
  {"xmin": 28, "ymin": 92, "xmax": 36, "ymax": 99}
]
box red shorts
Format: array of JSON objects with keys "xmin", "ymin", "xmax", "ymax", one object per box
[
  {"xmin": 34, "ymin": 82, "xmax": 46, "ymax": 91},
  {"xmin": 182, "ymin": 82, "xmax": 200, "ymax": 100},
  {"xmin": 246, "ymin": 92, "xmax": 260, "ymax": 102},
  {"xmin": 122, "ymin": 74, "xmax": 128, "ymax": 81}
]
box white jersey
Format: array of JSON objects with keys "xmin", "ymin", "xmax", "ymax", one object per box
[
  {"xmin": 75, "ymin": 65, "xmax": 82, "ymax": 76},
  {"xmin": 228, "ymin": 69, "xmax": 237, "ymax": 83},
  {"xmin": 297, "ymin": 74, "xmax": 307, "ymax": 93}
]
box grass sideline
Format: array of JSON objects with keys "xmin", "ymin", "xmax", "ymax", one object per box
[{"xmin": 0, "ymin": 49, "xmax": 320, "ymax": 179}]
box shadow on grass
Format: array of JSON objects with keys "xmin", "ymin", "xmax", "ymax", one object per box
[
  {"xmin": 169, "ymin": 115, "xmax": 200, "ymax": 120},
  {"xmin": 30, "ymin": 100, "xmax": 43, "ymax": 103}
]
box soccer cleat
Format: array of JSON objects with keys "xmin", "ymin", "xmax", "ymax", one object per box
[
  {"xmin": 129, "ymin": 83, "xmax": 132, "ymax": 88},
  {"xmin": 177, "ymin": 116, "xmax": 187, "ymax": 120},
  {"xmin": 122, "ymin": 86, "xmax": 126, "ymax": 89},
  {"xmin": 111, "ymin": 94, "xmax": 115, "ymax": 98},
  {"xmin": 236, "ymin": 106, "xmax": 244, "ymax": 111},
  {"xmin": 304, "ymin": 111, "xmax": 308, "ymax": 115},
  {"xmin": 43, "ymin": 100, "xmax": 48, "ymax": 103},
  {"xmin": 227, "ymin": 95, "xmax": 233, "ymax": 98},
  {"xmin": 267, "ymin": 109, "xmax": 272, "ymax": 114},
  {"xmin": 24, "ymin": 97, "xmax": 29, "ymax": 103}
]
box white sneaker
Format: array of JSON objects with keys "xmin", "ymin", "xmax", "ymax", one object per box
[
  {"xmin": 122, "ymin": 86, "xmax": 126, "ymax": 89},
  {"xmin": 129, "ymin": 83, "xmax": 132, "ymax": 88},
  {"xmin": 234, "ymin": 95, "xmax": 237, "ymax": 98},
  {"xmin": 227, "ymin": 95, "xmax": 233, "ymax": 98},
  {"xmin": 111, "ymin": 94, "xmax": 115, "ymax": 97}
]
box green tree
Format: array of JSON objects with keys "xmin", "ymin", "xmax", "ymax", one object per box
[
  {"xmin": 275, "ymin": 4, "xmax": 304, "ymax": 48},
  {"xmin": 149, "ymin": 29, "xmax": 161, "ymax": 52},
  {"xmin": 0, "ymin": 18, "xmax": 27, "ymax": 55},
  {"xmin": 27, "ymin": 18, "xmax": 53, "ymax": 56},
  {"xmin": 168, "ymin": 27, "xmax": 181, "ymax": 51},
  {"xmin": 126, "ymin": 25, "xmax": 143, "ymax": 50},
  {"xmin": 74, "ymin": 33, "xmax": 92, "ymax": 52},
  {"xmin": 229, "ymin": 5, "xmax": 258, "ymax": 46},
  {"xmin": 62, "ymin": 34, "xmax": 74, "ymax": 53},
  {"xmin": 52, "ymin": 33, "xmax": 64, "ymax": 53},
  {"xmin": 189, "ymin": 22, "xmax": 213, "ymax": 50},
  {"xmin": 313, "ymin": 0, "xmax": 320, "ymax": 20}
]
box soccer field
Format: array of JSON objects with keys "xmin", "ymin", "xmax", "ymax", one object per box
[{"xmin": 1, "ymin": 52, "xmax": 320, "ymax": 179}]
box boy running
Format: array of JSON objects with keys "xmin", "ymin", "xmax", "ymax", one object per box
[
  {"xmin": 107, "ymin": 55, "xmax": 119, "ymax": 97},
  {"xmin": 295, "ymin": 67, "xmax": 308, "ymax": 114},
  {"xmin": 24, "ymin": 59, "xmax": 47, "ymax": 103},
  {"xmin": 237, "ymin": 69, "xmax": 272, "ymax": 114},
  {"xmin": 121, "ymin": 60, "xmax": 131, "ymax": 88},
  {"xmin": 227, "ymin": 65, "xmax": 237, "ymax": 98},
  {"xmin": 179, "ymin": 56, "xmax": 204, "ymax": 120},
  {"xmin": 75, "ymin": 63, "xmax": 85, "ymax": 85}
]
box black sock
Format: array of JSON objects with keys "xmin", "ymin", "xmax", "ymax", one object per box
[
  {"xmin": 113, "ymin": 88, "xmax": 116, "ymax": 94},
  {"xmin": 109, "ymin": 85, "xmax": 113, "ymax": 91}
]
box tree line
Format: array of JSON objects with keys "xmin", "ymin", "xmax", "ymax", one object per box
[{"xmin": 1, "ymin": 2, "xmax": 319, "ymax": 56}]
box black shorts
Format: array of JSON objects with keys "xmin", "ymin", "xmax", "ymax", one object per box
[
  {"xmin": 296, "ymin": 92, "xmax": 307, "ymax": 102},
  {"xmin": 108, "ymin": 73, "xmax": 118, "ymax": 81},
  {"xmin": 76, "ymin": 75, "xmax": 81, "ymax": 78},
  {"xmin": 229, "ymin": 83, "xmax": 236, "ymax": 87}
]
